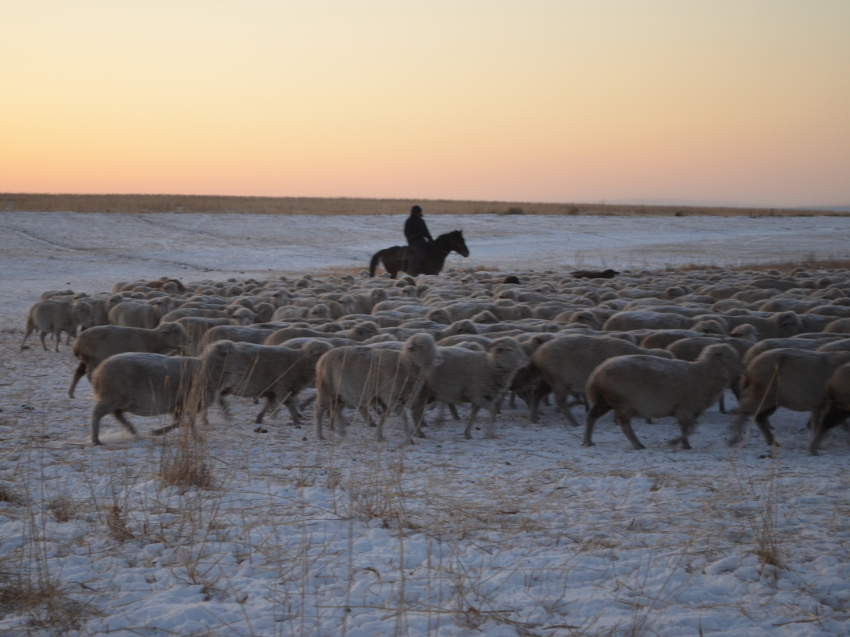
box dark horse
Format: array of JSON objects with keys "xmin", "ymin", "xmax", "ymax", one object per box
[{"xmin": 369, "ymin": 230, "xmax": 470, "ymax": 278}]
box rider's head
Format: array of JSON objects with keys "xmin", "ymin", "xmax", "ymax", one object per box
[{"xmin": 410, "ymin": 205, "xmax": 422, "ymax": 217}]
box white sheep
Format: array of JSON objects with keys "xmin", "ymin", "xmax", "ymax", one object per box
[
  {"xmin": 21, "ymin": 299, "xmax": 94, "ymax": 352},
  {"xmin": 529, "ymin": 334, "xmax": 673, "ymax": 425},
  {"xmin": 89, "ymin": 353, "xmax": 215, "ymax": 445},
  {"xmin": 109, "ymin": 297, "xmax": 175, "ymax": 329},
  {"xmin": 204, "ymin": 339, "xmax": 333, "ymax": 426},
  {"xmin": 583, "ymin": 344, "xmax": 743, "ymax": 449},
  {"xmin": 69, "ymin": 322, "xmax": 189, "ymax": 398},
  {"xmin": 314, "ymin": 333, "xmax": 443, "ymax": 443},
  {"xmin": 810, "ymin": 362, "xmax": 850, "ymax": 455},
  {"xmin": 410, "ymin": 337, "xmax": 529, "ymax": 439},
  {"xmin": 731, "ymin": 348, "xmax": 850, "ymax": 447}
]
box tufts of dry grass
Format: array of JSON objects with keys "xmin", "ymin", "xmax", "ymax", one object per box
[
  {"xmin": 2, "ymin": 192, "xmax": 842, "ymax": 218},
  {"xmin": 158, "ymin": 428, "xmax": 215, "ymax": 490}
]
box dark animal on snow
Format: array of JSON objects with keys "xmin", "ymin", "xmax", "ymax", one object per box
[
  {"xmin": 571, "ymin": 269, "xmax": 619, "ymax": 280},
  {"xmin": 369, "ymin": 230, "xmax": 470, "ymax": 278}
]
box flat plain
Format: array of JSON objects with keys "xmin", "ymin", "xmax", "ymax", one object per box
[{"xmin": 1, "ymin": 211, "xmax": 849, "ymax": 637}]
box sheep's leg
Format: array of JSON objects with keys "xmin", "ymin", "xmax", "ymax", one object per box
[
  {"xmin": 463, "ymin": 406, "xmax": 481, "ymax": 439},
  {"xmin": 754, "ymin": 408, "xmax": 777, "ymax": 446},
  {"xmin": 358, "ymin": 405, "xmax": 376, "ymax": 428},
  {"xmin": 217, "ymin": 394, "xmax": 232, "ymax": 422},
  {"xmin": 111, "ymin": 410, "xmax": 138, "ymax": 438},
  {"xmin": 448, "ymin": 403, "xmax": 461, "ymax": 422},
  {"xmin": 718, "ymin": 393, "xmax": 727, "ymax": 414},
  {"xmin": 68, "ymin": 362, "xmax": 87, "ymax": 399},
  {"xmin": 90, "ymin": 401, "xmax": 113, "ymax": 446},
  {"xmin": 508, "ymin": 392, "xmax": 517, "ymax": 409},
  {"xmin": 728, "ymin": 406, "xmax": 754, "ymax": 445},
  {"xmin": 552, "ymin": 387, "xmax": 581, "ymax": 427},
  {"xmin": 434, "ymin": 402, "xmax": 447, "ymax": 424},
  {"xmin": 528, "ymin": 382, "xmax": 549, "ymax": 423},
  {"xmin": 19, "ymin": 324, "xmax": 34, "ymax": 350},
  {"xmin": 53, "ymin": 329, "xmax": 62, "ymax": 352},
  {"xmin": 38, "ymin": 331, "xmax": 49, "ymax": 352},
  {"xmin": 485, "ymin": 402, "xmax": 499, "ymax": 438},
  {"xmin": 614, "ymin": 414, "xmax": 645, "ymax": 450},
  {"xmin": 810, "ymin": 406, "xmax": 849, "ymax": 455},
  {"xmin": 375, "ymin": 400, "xmax": 392, "ymax": 442},
  {"xmin": 410, "ymin": 400, "xmax": 427, "ymax": 434},
  {"xmin": 581, "ymin": 400, "xmax": 611, "ymax": 447},
  {"xmin": 282, "ymin": 397, "xmax": 303, "ymax": 427},
  {"xmin": 672, "ymin": 418, "xmax": 696, "ymax": 450},
  {"xmin": 151, "ymin": 412, "xmax": 181, "ymax": 436},
  {"xmin": 314, "ymin": 399, "xmax": 325, "ymax": 440}
]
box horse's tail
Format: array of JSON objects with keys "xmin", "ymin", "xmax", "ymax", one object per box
[{"xmin": 369, "ymin": 250, "xmax": 386, "ymax": 277}]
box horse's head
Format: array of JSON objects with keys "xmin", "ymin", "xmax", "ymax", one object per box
[{"xmin": 445, "ymin": 230, "xmax": 470, "ymax": 257}]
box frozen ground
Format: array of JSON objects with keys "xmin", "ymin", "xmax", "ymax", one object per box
[
  {"xmin": 2, "ymin": 211, "xmax": 850, "ymax": 320},
  {"xmin": 1, "ymin": 212, "xmax": 849, "ymax": 636}
]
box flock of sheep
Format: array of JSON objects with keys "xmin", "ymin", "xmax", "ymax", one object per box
[{"xmin": 19, "ymin": 266, "xmax": 850, "ymax": 454}]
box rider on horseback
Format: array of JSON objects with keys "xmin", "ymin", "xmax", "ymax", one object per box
[{"xmin": 404, "ymin": 205, "xmax": 433, "ymax": 275}]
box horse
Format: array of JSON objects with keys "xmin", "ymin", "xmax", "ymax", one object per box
[{"xmin": 369, "ymin": 230, "xmax": 470, "ymax": 278}]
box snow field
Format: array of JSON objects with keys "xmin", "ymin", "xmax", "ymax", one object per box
[{"xmin": 1, "ymin": 212, "xmax": 849, "ymax": 636}]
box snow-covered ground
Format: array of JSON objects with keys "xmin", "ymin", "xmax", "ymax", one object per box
[{"xmin": 1, "ymin": 212, "xmax": 849, "ymax": 636}]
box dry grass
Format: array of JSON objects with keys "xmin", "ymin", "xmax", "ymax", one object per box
[
  {"xmin": 158, "ymin": 428, "xmax": 215, "ymax": 490},
  {"xmin": 664, "ymin": 256, "xmax": 850, "ymax": 273},
  {"xmin": 1, "ymin": 192, "xmax": 842, "ymax": 217}
]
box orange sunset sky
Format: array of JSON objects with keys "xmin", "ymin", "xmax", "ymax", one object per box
[{"xmin": 2, "ymin": 1, "xmax": 849, "ymax": 207}]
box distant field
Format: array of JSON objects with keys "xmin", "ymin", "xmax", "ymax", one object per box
[{"xmin": 1, "ymin": 192, "xmax": 842, "ymax": 217}]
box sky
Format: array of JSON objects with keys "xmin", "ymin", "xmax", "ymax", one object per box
[{"xmin": 1, "ymin": 1, "xmax": 849, "ymax": 207}]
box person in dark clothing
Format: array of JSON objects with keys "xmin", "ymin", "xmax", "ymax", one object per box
[{"xmin": 404, "ymin": 205, "xmax": 432, "ymax": 275}]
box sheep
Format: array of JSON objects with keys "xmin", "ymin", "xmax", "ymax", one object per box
[
  {"xmin": 410, "ymin": 337, "xmax": 529, "ymax": 439},
  {"xmin": 810, "ymin": 362, "xmax": 850, "ymax": 454},
  {"xmin": 603, "ymin": 311, "xmax": 694, "ymax": 332},
  {"xmin": 176, "ymin": 316, "xmax": 235, "ymax": 355},
  {"xmin": 21, "ymin": 300, "xmax": 95, "ymax": 352},
  {"xmin": 741, "ymin": 336, "xmax": 840, "ymax": 366},
  {"xmin": 582, "ymin": 344, "xmax": 743, "ymax": 450},
  {"xmin": 722, "ymin": 311, "xmax": 803, "ymax": 340},
  {"xmin": 314, "ymin": 333, "xmax": 443, "ymax": 442},
  {"xmin": 730, "ymin": 348, "xmax": 850, "ymax": 447},
  {"xmin": 639, "ymin": 329, "xmax": 704, "ymax": 350},
  {"xmin": 204, "ymin": 339, "xmax": 332, "ymax": 426},
  {"xmin": 109, "ymin": 297, "xmax": 175, "ymax": 329},
  {"xmin": 89, "ymin": 353, "xmax": 215, "ymax": 445},
  {"xmin": 68, "ymin": 322, "xmax": 189, "ymax": 398},
  {"xmin": 198, "ymin": 324, "xmax": 281, "ymax": 351},
  {"xmin": 528, "ymin": 335, "xmax": 673, "ymax": 425}
]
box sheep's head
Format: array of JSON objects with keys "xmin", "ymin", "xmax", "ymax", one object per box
[
  {"xmin": 472, "ymin": 310, "xmax": 499, "ymax": 324},
  {"xmin": 254, "ymin": 302, "xmax": 274, "ymax": 324},
  {"xmin": 774, "ymin": 311, "xmax": 803, "ymax": 337},
  {"xmin": 488, "ymin": 337, "xmax": 530, "ymax": 370},
  {"xmin": 693, "ymin": 319, "xmax": 727, "ymax": 336},
  {"xmin": 447, "ymin": 319, "xmax": 477, "ymax": 336},
  {"xmin": 159, "ymin": 322, "xmax": 189, "ymax": 353},
  {"xmin": 74, "ymin": 301, "xmax": 95, "ymax": 329},
  {"xmin": 230, "ymin": 307, "xmax": 254, "ymax": 326},
  {"xmin": 700, "ymin": 343, "xmax": 744, "ymax": 379},
  {"xmin": 425, "ymin": 308, "xmax": 452, "ymax": 325},
  {"xmin": 403, "ymin": 333, "xmax": 443, "ymax": 369},
  {"xmin": 350, "ymin": 321, "xmax": 379, "ymax": 341},
  {"xmin": 730, "ymin": 323, "xmax": 759, "ymax": 342},
  {"xmin": 302, "ymin": 339, "xmax": 333, "ymax": 361},
  {"xmin": 569, "ymin": 310, "xmax": 602, "ymax": 330},
  {"xmin": 308, "ymin": 304, "xmax": 331, "ymax": 319}
]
